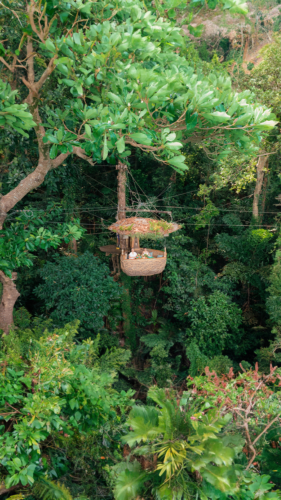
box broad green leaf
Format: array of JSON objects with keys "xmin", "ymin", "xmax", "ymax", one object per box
[
  {"xmin": 44, "ymin": 39, "xmax": 56, "ymax": 53},
  {"xmin": 120, "ymin": 150, "xmax": 131, "ymax": 157},
  {"xmin": 116, "ymin": 136, "xmax": 125, "ymax": 153},
  {"xmin": 107, "ymin": 92, "xmax": 123, "ymax": 105},
  {"xmin": 255, "ymin": 120, "xmax": 278, "ymax": 130},
  {"xmin": 234, "ymin": 113, "xmax": 253, "ymax": 126},
  {"xmin": 185, "ymin": 111, "xmax": 198, "ymax": 131},
  {"xmin": 203, "ymin": 111, "xmax": 231, "ymax": 123},
  {"xmin": 80, "ymin": 2, "xmax": 92, "ymax": 14},
  {"xmin": 201, "ymin": 465, "xmax": 236, "ymax": 493},
  {"xmin": 156, "ymin": 483, "xmax": 184, "ymax": 500},
  {"xmin": 62, "ymin": 79, "xmax": 75, "ymax": 87},
  {"xmin": 166, "ymin": 133, "xmax": 176, "ymax": 142},
  {"xmin": 57, "ymin": 128, "xmax": 63, "ymax": 142},
  {"xmin": 124, "ymin": 406, "xmax": 160, "ymax": 446},
  {"xmin": 131, "ymin": 5, "xmax": 142, "ymax": 20},
  {"xmin": 85, "ymin": 124, "xmax": 91, "ymax": 137},
  {"xmin": 114, "ymin": 467, "xmax": 146, "ymax": 500},
  {"xmin": 59, "ymin": 11, "xmax": 69, "ymax": 22},
  {"xmin": 224, "ymin": 0, "xmax": 248, "ymax": 14},
  {"xmin": 166, "ymin": 142, "xmax": 182, "ymax": 150},
  {"xmin": 129, "ymin": 133, "xmax": 151, "ymax": 145},
  {"xmin": 110, "ymin": 123, "xmax": 127, "ymax": 129},
  {"xmin": 103, "ymin": 134, "xmax": 108, "ymax": 160},
  {"xmin": 50, "ymin": 144, "xmax": 58, "ymax": 159},
  {"xmin": 110, "ymin": 32, "xmax": 121, "ymax": 45},
  {"xmin": 13, "ymin": 457, "xmax": 22, "ymax": 468},
  {"xmin": 73, "ymin": 33, "xmax": 81, "ymax": 45},
  {"xmin": 167, "ymin": 155, "xmax": 188, "ymax": 171},
  {"xmin": 188, "ymin": 23, "xmax": 204, "ymax": 37}
]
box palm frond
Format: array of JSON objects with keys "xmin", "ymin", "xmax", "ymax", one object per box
[
  {"xmin": 8, "ymin": 495, "xmax": 25, "ymax": 500},
  {"xmin": 113, "ymin": 461, "xmax": 146, "ymax": 500},
  {"xmin": 124, "ymin": 405, "xmax": 161, "ymax": 446}
]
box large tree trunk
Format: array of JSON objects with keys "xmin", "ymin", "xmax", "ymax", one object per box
[
  {"xmin": 253, "ymin": 155, "xmax": 269, "ymax": 219},
  {"xmin": 0, "ymin": 271, "xmax": 20, "ymax": 334},
  {"xmin": 260, "ymin": 171, "xmax": 269, "ymax": 225},
  {"xmin": 116, "ymin": 162, "xmax": 128, "ymax": 253}
]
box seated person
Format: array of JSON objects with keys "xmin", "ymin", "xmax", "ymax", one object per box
[
  {"xmin": 129, "ymin": 248, "xmax": 138, "ymax": 259},
  {"xmin": 142, "ymin": 248, "xmax": 152, "ymax": 257}
]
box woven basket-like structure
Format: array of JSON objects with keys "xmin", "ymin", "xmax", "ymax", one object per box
[
  {"xmin": 108, "ymin": 217, "xmax": 180, "ymax": 238},
  {"xmin": 121, "ymin": 248, "xmax": 166, "ymax": 277}
]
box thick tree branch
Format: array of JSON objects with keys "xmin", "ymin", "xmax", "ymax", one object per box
[
  {"xmin": 51, "ymin": 147, "xmax": 95, "ymax": 169},
  {"xmin": 34, "ymin": 55, "xmax": 58, "ymax": 92},
  {"xmin": 26, "ymin": 38, "xmax": 34, "ymax": 84},
  {"xmin": 125, "ymin": 138, "xmax": 164, "ymax": 152},
  {"xmin": 72, "ymin": 146, "xmax": 95, "ymax": 165},
  {"xmin": 0, "ymin": 146, "xmax": 95, "ymax": 228},
  {"xmin": 0, "ymin": 483, "xmax": 20, "ymax": 496},
  {"xmin": 0, "ymin": 56, "xmax": 14, "ymax": 72},
  {"xmin": 27, "ymin": 0, "xmax": 45, "ymax": 42},
  {"xmin": 0, "ymin": 158, "xmax": 52, "ymax": 228}
]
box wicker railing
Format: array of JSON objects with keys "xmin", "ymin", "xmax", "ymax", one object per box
[{"xmin": 121, "ymin": 248, "xmax": 167, "ymax": 276}]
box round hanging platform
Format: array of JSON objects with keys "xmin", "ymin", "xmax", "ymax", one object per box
[
  {"xmin": 121, "ymin": 248, "xmax": 166, "ymax": 277},
  {"xmin": 99, "ymin": 244, "xmax": 121, "ymax": 255}
]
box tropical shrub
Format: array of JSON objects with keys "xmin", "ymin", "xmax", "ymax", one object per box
[
  {"xmin": 35, "ymin": 252, "xmax": 121, "ymax": 333},
  {"xmin": 0, "ymin": 321, "xmax": 133, "ymax": 491},
  {"xmin": 189, "ymin": 363, "xmax": 281, "ymax": 470},
  {"xmin": 113, "ymin": 386, "xmax": 241, "ymax": 500},
  {"xmin": 187, "ymin": 291, "xmax": 243, "ymax": 356},
  {"xmin": 186, "ymin": 340, "xmax": 233, "ymax": 376},
  {"xmin": 163, "ymin": 234, "xmax": 235, "ymax": 320},
  {"xmin": 113, "ymin": 385, "xmax": 281, "ymax": 500}
]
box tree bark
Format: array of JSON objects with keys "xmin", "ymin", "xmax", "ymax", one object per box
[
  {"xmin": 0, "ymin": 146, "xmax": 93, "ymax": 230},
  {"xmin": 260, "ymin": 171, "xmax": 269, "ymax": 225},
  {"xmin": 69, "ymin": 238, "xmax": 77, "ymax": 254},
  {"xmin": 0, "ymin": 271, "xmax": 20, "ymax": 334},
  {"xmin": 116, "ymin": 162, "xmax": 128, "ymax": 252},
  {"xmin": 117, "ymin": 162, "xmax": 127, "ymax": 220},
  {"xmin": 253, "ymin": 155, "xmax": 269, "ymax": 219},
  {"xmin": 0, "ymin": 483, "xmax": 20, "ymax": 496}
]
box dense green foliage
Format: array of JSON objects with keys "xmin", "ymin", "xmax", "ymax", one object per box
[
  {"xmin": 113, "ymin": 384, "xmax": 281, "ymax": 500},
  {"xmin": 0, "ymin": 318, "xmax": 132, "ymax": 494},
  {"xmin": 0, "ymin": 205, "xmax": 84, "ymax": 278},
  {"xmin": 34, "ymin": 252, "xmax": 121, "ymax": 333}
]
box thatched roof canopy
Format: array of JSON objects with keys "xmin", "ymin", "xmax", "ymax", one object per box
[{"xmin": 108, "ymin": 217, "xmax": 181, "ymax": 238}]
